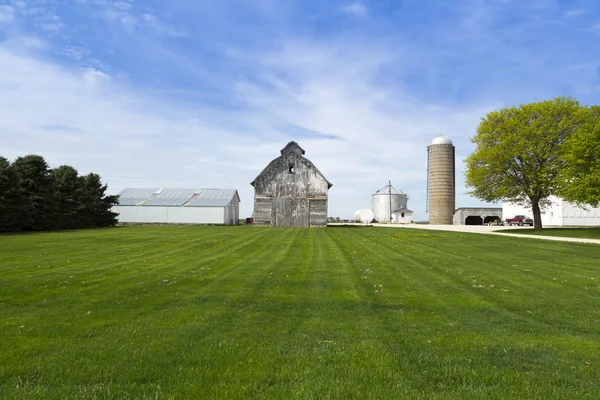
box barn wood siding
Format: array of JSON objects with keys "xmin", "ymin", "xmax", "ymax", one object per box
[
  {"xmin": 309, "ymin": 199, "xmax": 328, "ymax": 227},
  {"xmin": 254, "ymin": 198, "xmax": 272, "ymax": 225}
]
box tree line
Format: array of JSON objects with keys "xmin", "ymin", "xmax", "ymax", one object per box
[
  {"xmin": 0, "ymin": 155, "xmax": 118, "ymax": 232},
  {"xmin": 465, "ymin": 97, "xmax": 600, "ymax": 230}
]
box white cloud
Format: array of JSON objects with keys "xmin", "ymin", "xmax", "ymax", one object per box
[
  {"xmin": 83, "ymin": 68, "xmax": 112, "ymax": 86},
  {"xmin": 0, "ymin": 36, "xmax": 498, "ymax": 220},
  {"xmin": 342, "ymin": 2, "xmax": 367, "ymax": 17},
  {"xmin": 0, "ymin": 43, "xmax": 279, "ymax": 216},
  {"xmin": 227, "ymin": 40, "xmax": 499, "ymax": 217}
]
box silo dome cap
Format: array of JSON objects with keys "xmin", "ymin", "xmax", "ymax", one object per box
[{"xmin": 429, "ymin": 135, "xmax": 453, "ymax": 145}]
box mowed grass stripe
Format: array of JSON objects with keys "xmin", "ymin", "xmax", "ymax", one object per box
[
  {"xmin": 373, "ymin": 230, "xmax": 600, "ymax": 338},
  {"xmin": 1, "ymin": 226, "xmax": 599, "ymax": 399},
  {"xmin": 326, "ymin": 229, "xmax": 600, "ymax": 397}
]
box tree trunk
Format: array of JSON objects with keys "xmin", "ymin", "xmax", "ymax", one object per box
[{"xmin": 531, "ymin": 198, "xmax": 543, "ymax": 230}]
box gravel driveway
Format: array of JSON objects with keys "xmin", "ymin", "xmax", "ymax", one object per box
[{"xmin": 363, "ymin": 223, "xmax": 600, "ymax": 245}]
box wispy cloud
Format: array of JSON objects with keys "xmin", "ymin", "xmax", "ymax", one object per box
[
  {"xmin": 0, "ymin": 5, "xmax": 15, "ymax": 23},
  {"xmin": 95, "ymin": 0, "xmax": 185, "ymax": 36},
  {"xmin": 4, "ymin": 0, "xmax": 64, "ymax": 32},
  {"xmin": 342, "ymin": 2, "xmax": 367, "ymax": 17},
  {"xmin": 564, "ymin": 9, "xmax": 587, "ymax": 17}
]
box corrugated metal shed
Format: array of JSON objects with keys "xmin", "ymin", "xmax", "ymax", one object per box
[
  {"xmin": 117, "ymin": 188, "xmax": 159, "ymax": 205},
  {"xmin": 113, "ymin": 188, "xmax": 241, "ymax": 225}
]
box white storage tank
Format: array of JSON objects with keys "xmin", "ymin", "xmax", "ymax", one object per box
[
  {"xmin": 354, "ymin": 209, "xmax": 375, "ymax": 223},
  {"xmin": 372, "ymin": 181, "xmax": 407, "ymax": 223}
]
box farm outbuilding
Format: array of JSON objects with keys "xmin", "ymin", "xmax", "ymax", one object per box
[
  {"xmin": 503, "ymin": 197, "xmax": 600, "ymax": 227},
  {"xmin": 113, "ymin": 188, "xmax": 240, "ymax": 225},
  {"xmin": 251, "ymin": 141, "xmax": 332, "ymax": 227},
  {"xmin": 453, "ymin": 207, "xmax": 502, "ymax": 225},
  {"xmin": 392, "ymin": 209, "xmax": 413, "ymax": 224}
]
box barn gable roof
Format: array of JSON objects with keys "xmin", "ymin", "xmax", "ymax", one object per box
[
  {"xmin": 250, "ymin": 142, "xmax": 332, "ymax": 189},
  {"xmin": 116, "ymin": 188, "xmax": 240, "ymax": 207}
]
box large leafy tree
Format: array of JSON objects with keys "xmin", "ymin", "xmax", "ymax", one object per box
[
  {"xmin": 465, "ymin": 97, "xmax": 590, "ymax": 230},
  {"xmin": 557, "ymin": 106, "xmax": 600, "ymax": 207}
]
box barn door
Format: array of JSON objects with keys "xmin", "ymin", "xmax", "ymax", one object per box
[
  {"xmin": 273, "ymin": 197, "xmax": 292, "ymax": 227},
  {"xmin": 272, "ymin": 198, "xmax": 309, "ymax": 227},
  {"xmin": 291, "ymin": 199, "xmax": 309, "ymax": 228}
]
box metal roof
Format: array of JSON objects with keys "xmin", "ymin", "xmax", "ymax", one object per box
[
  {"xmin": 392, "ymin": 208, "xmax": 414, "ymax": 213},
  {"xmin": 117, "ymin": 188, "xmax": 159, "ymax": 205},
  {"xmin": 373, "ymin": 182, "xmax": 405, "ymax": 196},
  {"xmin": 186, "ymin": 189, "xmax": 239, "ymax": 207},
  {"xmin": 143, "ymin": 189, "xmax": 198, "ymax": 206},
  {"xmin": 116, "ymin": 188, "xmax": 239, "ymax": 207}
]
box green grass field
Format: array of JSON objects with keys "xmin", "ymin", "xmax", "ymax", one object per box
[
  {"xmin": 502, "ymin": 227, "xmax": 600, "ymax": 239},
  {"xmin": 1, "ymin": 226, "xmax": 599, "ymax": 399}
]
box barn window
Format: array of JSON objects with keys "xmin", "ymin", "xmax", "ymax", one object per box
[
  {"xmin": 401, "ymin": 213, "xmax": 405, "ymax": 218},
  {"xmin": 288, "ymin": 164, "xmax": 295, "ymax": 174}
]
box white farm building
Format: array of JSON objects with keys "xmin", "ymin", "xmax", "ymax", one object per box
[
  {"xmin": 503, "ymin": 196, "xmax": 600, "ymax": 227},
  {"xmin": 113, "ymin": 188, "xmax": 240, "ymax": 225}
]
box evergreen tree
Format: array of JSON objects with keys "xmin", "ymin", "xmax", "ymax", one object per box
[
  {"xmin": 0, "ymin": 157, "xmax": 28, "ymax": 232},
  {"xmin": 12, "ymin": 155, "xmax": 58, "ymax": 231},
  {"xmin": 79, "ymin": 173, "xmax": 119, "ymax": 227},
  {"xmin": 51, "ymin": 165, "xmax": 83, "ymax": 229}
]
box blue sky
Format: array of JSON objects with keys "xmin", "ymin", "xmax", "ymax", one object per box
[{"xmin": 1, "ymin": 0, "xmax": 599, "ymax": 219}]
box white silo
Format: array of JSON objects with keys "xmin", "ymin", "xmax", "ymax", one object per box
[
  {"xmin": 372, "ymin": 181, "xmax": 408, "ymax": 223},
  {"xmin": 427, "ymin": 135, "xmax": 455, "ymax": 225}
]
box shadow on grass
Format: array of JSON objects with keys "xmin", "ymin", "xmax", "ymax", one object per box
[{"xmin": 0, "ymin": 226, "xmax": 126, "ymax": 237}]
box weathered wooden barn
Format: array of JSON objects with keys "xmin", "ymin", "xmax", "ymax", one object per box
[{"xmin": 251, "ymin": 141, "xmax": 332, "ymax": 227}]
